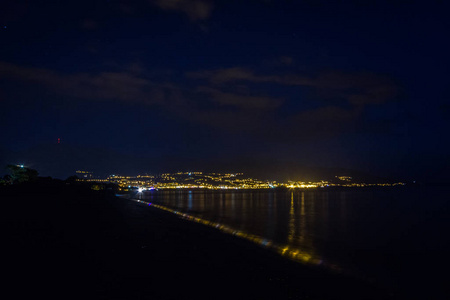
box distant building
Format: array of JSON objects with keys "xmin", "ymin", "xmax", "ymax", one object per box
[{"xmin": 76, "ymin": 170, "xmax": 93, "ymax": 180}]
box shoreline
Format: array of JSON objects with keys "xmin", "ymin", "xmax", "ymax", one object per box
[
  {"xmin": 127, "ymin": 196, "xmax": 349, "ymax": 276},
  {"xmin": 111, "ymin": 194, "xmax": 394, "ymax": 299},
  {"xmin": 2, "ymin": 183, "xmax": 394, "ymax": 299}
]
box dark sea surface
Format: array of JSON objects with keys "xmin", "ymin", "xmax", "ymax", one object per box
[{"xmin": 140, "ymin": 186, "xmax": 450, "ymax": 298}]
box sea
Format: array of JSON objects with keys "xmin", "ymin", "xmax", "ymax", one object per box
[{"xmin": 138, "ymin": 186, "xmax": 450, "ymax": 299}]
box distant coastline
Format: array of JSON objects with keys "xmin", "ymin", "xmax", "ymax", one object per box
[{"xmin": 77, "ymin": 171, "xmax": 406, "ymax": 192}]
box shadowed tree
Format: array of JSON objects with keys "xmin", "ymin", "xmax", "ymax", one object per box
[
  {"xmin": 6, "ymin": 165, "xmax": 39, "ymax": 184},
  {"xmin": 0, "ymin": 175, "xmax": 12, "ymax": 185},
  {"xmin": 65, "ymin": 175, "xmax": 79, "ymax": 183}
]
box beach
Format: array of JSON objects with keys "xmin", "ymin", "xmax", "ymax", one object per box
[{"xmin": 1, "ymin": 182, "xmax": 393, "ymax": 299}]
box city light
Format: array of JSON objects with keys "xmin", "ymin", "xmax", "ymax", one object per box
[{"xmin": 76, "ymin": 171, "xmax": 405, "ymax": 190}]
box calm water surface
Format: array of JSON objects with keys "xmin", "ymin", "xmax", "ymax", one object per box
[{"xmin": 139, "ymin": 187, "xmax": 450, "ymax": 297}]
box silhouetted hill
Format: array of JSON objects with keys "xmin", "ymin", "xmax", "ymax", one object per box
[
  {"xmin": 1, "ymin": 144, "xmax": 404, "ymax": 183},
  {"xmin": 241, "ymin": 164, "xmax": 401, "ymax": 183}
]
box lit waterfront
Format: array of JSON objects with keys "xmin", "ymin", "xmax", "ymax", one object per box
[{"xmin": 80, "ymin": 171, "xmax": 405, "ymax": 191}]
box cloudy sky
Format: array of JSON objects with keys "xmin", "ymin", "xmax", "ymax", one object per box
[{"xmin": 1, "ymin": 0, "xmax": 449, "ymax": 181}]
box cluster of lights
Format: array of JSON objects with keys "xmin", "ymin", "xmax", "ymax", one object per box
[
  {"xmin": 336, "ymin": 176, "xmax": 352, "ymax": 182},
  {"xmin": 78, "ymin": 171, "xmax": 405, "ymax": 190}
]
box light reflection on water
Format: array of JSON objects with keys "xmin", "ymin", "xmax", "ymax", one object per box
[
  {"xmin": 134, "ymin": 190, "xmax": 364, "ymax": 276},
  {"xmin": 131, "ymin": 197, "xmax": 335, "ymax": 272},
  {"xmin": 128, "ymin": 187, "xmax": 450, "ymax": 296},
  {"xmin": 140, "ymin": 190, "xmax": 351, "ymax": 252}
]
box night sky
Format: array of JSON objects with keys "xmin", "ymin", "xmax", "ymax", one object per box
[{"xmin": 1, "ymin": 0, "xmax": 449, "ymax": 182}]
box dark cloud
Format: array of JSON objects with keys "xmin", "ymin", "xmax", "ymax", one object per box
[
  {"xmin": 261, "ymin": 56, "xmax": 296, "ymax": 68},
  {"xmin": 196, "ymin": 86, "xmax": 282, "ymax": 110},
  {"xmin": 285, "ymin": 105, "xmax": 363, "ymax": 139},
  {"xmin": 299, "ymin": 71, "xmax": 399, "ymax": 106},
  {"xmin": 0, "ymin": 61, "xmax": 400, "ymax": 141},
  {"xmin": 0, "ymin": 61, "xmax": 166, "ymax": 105},
  {"xmin": 80, "ymin": 19, "xmax": 98, "ymax": 30},
  {"xmin": 149, "ymin": 0, "xmax": 214, "ymax": 21},
  {"xmin": 187, "ymin": 67, "xmax": 260, "ymax": 84},
  {"xmin": 189, "ymin": 67, "xmax": 399, "ymax": 107},
  {"xmin": 187, "ymin": 65, "xmax": 401, "ymax": 141},
  {"xmin": 294, "ymin": 105, "xmax": 360, "ymax": 123},
  {"xmin": 0, "ymin": 62, "xmax": 274, "ymax": 134},
  {"xmin": 279, "ymin": 56, "xmax": 294, "ymax": 66},
  {"xmin": 174, "ymin": 107, "xmax": 264, "ymax": 131}
]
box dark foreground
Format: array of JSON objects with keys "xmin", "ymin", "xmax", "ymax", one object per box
[{"xmin": 2, "ymin": 182, "xmax": 395, "ymax": 299}]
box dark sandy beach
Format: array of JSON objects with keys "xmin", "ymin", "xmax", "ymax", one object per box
[{"xmin": 2, "ymin": 182, "xmax": 394, "ymax": 299}]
